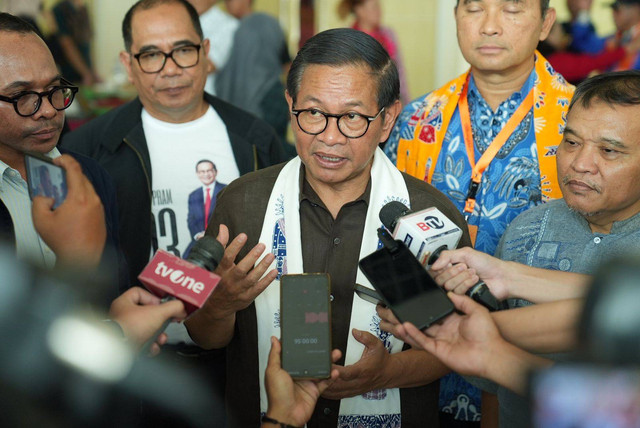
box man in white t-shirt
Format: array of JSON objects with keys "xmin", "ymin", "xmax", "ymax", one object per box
[
  {"xmin": 62, "ymin": 0, "xmax": 287, "ymax": 286},
  {"xmin": 186, "ymin": 0, "xmax": 239, "ymax": 95}
]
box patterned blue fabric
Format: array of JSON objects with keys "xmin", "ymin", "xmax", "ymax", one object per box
[
  {"xmin": 385, "ymin": 73, "xmax": 542, "ymax": 257},
  {"xmin": 338, "ymin": 413, "xmax": 401, "ymax": 427},
  {"xmin": 384, "ymin": 70, "xmax": 544, "ymax": 422}
]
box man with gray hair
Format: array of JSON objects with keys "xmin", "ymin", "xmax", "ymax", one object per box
[{"xmin": 186, "ymin": 28, "xmax": 471, "ymax": 427}]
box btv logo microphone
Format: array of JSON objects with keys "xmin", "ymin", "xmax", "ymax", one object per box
[
  {"xmin": 379, "ymin": 202, "xmax": 463, "ymax": 267},
  {"xmin": 417, "ymin": 216, "xmax": 445, "ymax": 231},
  {"xmin": 138, "ymin": 245, "xmax": 222, "ymax": 315}
]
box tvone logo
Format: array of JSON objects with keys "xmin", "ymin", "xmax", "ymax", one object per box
[
  {"xmin": 417, "ymin": 215, "xmax": 445, "ymax": 231},
  {"xmin": 154, "ymin": 261, "xmax": 205, "ymax": 294}
]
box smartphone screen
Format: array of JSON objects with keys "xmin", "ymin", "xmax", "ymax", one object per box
[
  {"xmin": 280, "ymin": 273, "xmax": 332, "ymax": 379},
  {"xmin": 25, "ymin": 153, "xmax": 67, "ymax": 209},
  {"xmin": 358, "ymin": 241, "xmax": 454, "ymax": 330}
]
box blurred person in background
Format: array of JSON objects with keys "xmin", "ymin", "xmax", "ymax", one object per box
[
  {"xmin": 567, "ymin": 0, "xmax": 640, "ymax": 71},
  {"xmin": 538, "ymin": 21, "xmax": 640, "ymax": 83},
  {"xmin": 216, "ymin": 0, "xmax": 293, "ymax": 155},
  {"xmin": 337, "ymin": 0, "xmax": 410, "ymax": 104},
  {"xmin": 50, "ymin": 0, "xmax": 100, "ymax": 86},
  {"xmin": 186, "ymin": 0, "xmax": 238, "ymax": 96}
]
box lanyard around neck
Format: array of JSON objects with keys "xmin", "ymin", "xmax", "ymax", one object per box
[{"xmin": 458, "ymin": 77, "xmax": 534, "ymax": 216}]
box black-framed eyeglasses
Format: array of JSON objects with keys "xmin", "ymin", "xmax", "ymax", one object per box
[
  {"xmin": 133, "ymin": 44, "xmax": 202, "ymax": 73},
  {"xmin": 0, "ymin": 78, "xmax": 78, "ymax": 117},
  {"xmin": 291, "ymin": 107, "xmax": 385, "ymax": 139}
]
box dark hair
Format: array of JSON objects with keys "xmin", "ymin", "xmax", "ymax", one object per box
[
  {"xmin": 455, "ymin": 0, "xmax": 550, "ymax": 16},
  {"xmin": 195, "ymin": 159, "xmax": 216, "ymax": 171},
  {"xmin": 122, "ymin": 0, "xmax": 203, "ymax": 52},
  {"xmin": 0, "ymin": 12, "xmax": 40, "ymax": 35},
  {"xmin": 569, "ymin": 70, "xmax": 640, "ymax": 112},
  {"xmin": 286, "ymin": 28, "xmax": 399, "ymax": 110}
]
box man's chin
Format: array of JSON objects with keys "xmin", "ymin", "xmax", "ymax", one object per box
[{"xmin": 566, "ymin": 203, "xmax": 602, "ymax": 219}]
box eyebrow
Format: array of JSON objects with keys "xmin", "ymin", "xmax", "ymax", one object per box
[
  {"xmin": 2, "ymin": 75, "xmax": 63, "ymax": 93},
  {"xmin": 298, "ymin": 96, "xmax": 366, "ymax": 110},
  {"xmin": 136, "ymin": 39, "xmax": 199, "ymax": 53},
  {"xmin": 564, "ymin": 126, "xmax": 628, "ymax": 149}
]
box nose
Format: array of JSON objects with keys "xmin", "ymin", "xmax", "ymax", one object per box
[
  {"xmin": 318, "ymin": 116, "xmax": 348, "ymax": 146},
  {"xmin": 160, "ymin": 55, "xmax": 182, "ymax": 76},
  {"xmin": 569, "ymin": 144, "xmax": 598, "ymax": 175},
  {"xmin": 480, "ymin": 8, "xmax": 502, "ymax": 37},
  {"xmin": 33, "ymin": 95, "xmax": 57, "ymax": 120}
]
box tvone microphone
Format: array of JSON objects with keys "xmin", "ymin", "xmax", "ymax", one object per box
[
  {"xmin": 379, "ymin": 201, "xmax": 503, "ymax": 311},
  {"xmin": 138, "ymin": 236, "xmax": 224, "ymax": 315}
]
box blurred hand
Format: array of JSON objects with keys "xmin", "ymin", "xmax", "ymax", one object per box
[
  {"xmin": 32, "ymin": 154, "xmax": 106, "ymax": 268},
  {"xmin": 265, "ymin": 336, "xmax": 340, "ymax": 426},
  {"xmin": 109, "ymin": 287, "xmax": 187, "ymax": 356}
]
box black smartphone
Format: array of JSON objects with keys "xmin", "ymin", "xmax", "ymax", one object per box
[
  {"xmin": 354, "ymin": 283, "xmax": 384, "ymax": 306},
  {"xmin": 24, "ymin": 152, "xmax": 67, "ymax": 209},
  {"xmin": 280, "ymin": 273, "xmax": 332, "ymax": 379},
  {"xmin": 358, "ymin": 241, "xmax": 454, "ymax": 330}
]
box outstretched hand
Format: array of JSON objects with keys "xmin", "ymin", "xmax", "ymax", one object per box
[{"xmin": 401, "ymin": 293, "xmax": 503, "ymax": 379}]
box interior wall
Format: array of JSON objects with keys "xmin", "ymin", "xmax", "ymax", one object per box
[{"xmin": 83, "ymin": 0, "xmax": 615, "ymax": 97}]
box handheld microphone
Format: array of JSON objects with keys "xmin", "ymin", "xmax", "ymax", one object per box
[
  {"xmin": 379, "ymin": 201, "xmax": 503, "ymax": 311},
  {"xmin": 137, "ymin": 236, "xmax": 224, "ymax": 353},
  {"xmin": 138, "ymin": 236, "xmax": 225, "ymax": 315}
]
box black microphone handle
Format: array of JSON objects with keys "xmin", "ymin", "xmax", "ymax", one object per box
[{"xmin": 465, "ymin": 281, "xmax": 505, "ymax": 312}]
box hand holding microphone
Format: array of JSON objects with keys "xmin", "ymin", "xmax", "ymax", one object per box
[{"xmin": 379, "ymin": 201, "xmax": 504, "ymax": 311}]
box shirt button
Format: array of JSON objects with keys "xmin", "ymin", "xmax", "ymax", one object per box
[
  {"xmin": 330, "ymin": 294, "xmax": 334, "ymax": 302},
  {"xmin": 594, "ymin": 237, "xmax": 601, "ymax": 244},
  {"xmin": 323, "ymin": 407, "xmax": 332, "ymax": 415},
  {"xmin": 333, "ymin": 237, "xmax": 341, "ymax": 245}
]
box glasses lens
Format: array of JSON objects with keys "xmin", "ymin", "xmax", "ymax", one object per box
[
  {"xmin": 172, "ymin": 45, "xmax": 199, "ymax": 68},
  {"xmin": 338, "ymin": 113, "xmax": 368, "ymax": 138},
  {"xmin": 16, "ymin": 93, "xmax": 40, "ymax": 116},
  {"xmin": 139, "ymin": 51, "xmax": 165, "ymax": 72},
  {"xmin": 51, "ymin": 87, "xmax": 75, "ymax": 110},
  {"xmin": 298, "ymin": 110, "xmax": 328, "ymax": 134}
]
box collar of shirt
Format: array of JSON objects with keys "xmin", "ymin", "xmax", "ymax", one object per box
[
  {"xmin": 0, "ymin": 147, "xmax": 61, "ymax": 191},
  {"xmin": 297, "ymin": 164, "xmax": 372, "ymax": 210},
  {"xmin": 467, "ymin": 71, "xmax": 535, "ymax": 113},
  {"xmin": 466, "ymin": 71, "xmax": 535, "ymax": 152}
]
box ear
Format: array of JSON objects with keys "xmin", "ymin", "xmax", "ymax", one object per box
[
  {"xmin": 285, "ymin": 90, "xmax": 294, "ymax": 111},
  {"xmin": 539, "ymin": 7, "xmax": 556, "ymax": 41},
  {"xmin": 120, "ymin": 51, "xmax": 134, "ymax": 84},
  {"xmin": 202, "ymin": 38, "xmax": 211, "ymax": 58},
  {"xmin": 380, "ymin": 100, "xmax": 402, "ymax": 142}
]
